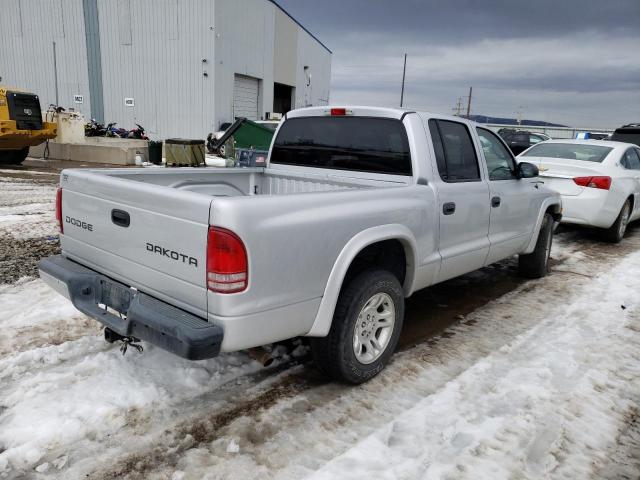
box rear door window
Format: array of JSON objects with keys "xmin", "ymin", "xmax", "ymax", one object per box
[
  {"xmin": 428, "ymin": 119, "xmax": 481, "ymax": 182},
  {"xmin": 270, "ymin": 116, "xmax": 412, "ymax": 175}
]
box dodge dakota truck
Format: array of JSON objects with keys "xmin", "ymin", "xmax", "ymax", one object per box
[{"xmin": 39, "ymin": 106, "xmax": 561, "ymax": 384}]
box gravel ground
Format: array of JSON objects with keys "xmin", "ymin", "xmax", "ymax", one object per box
[{"xmin": 0, "ymin": 236, "xmax": 60, "ymax": 284}]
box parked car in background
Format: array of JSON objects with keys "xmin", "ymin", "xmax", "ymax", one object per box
[
  {"xmin": 611, "ymin": 124, "xmax": 640, "ymax": 147},
  {"xmin": 575, "ymin": 131, "xmax": 611, "ymax": 140},
  {"xmin": 498, "ymin": 128, "xmax": 551, "ymax": 155},
  {"xmin": 519, "ymin": 140, "xmax": 640, "ymax": 242},
  {"xmin": 39, "ymin": 106, "xmax": 561, "ymax": 384}
]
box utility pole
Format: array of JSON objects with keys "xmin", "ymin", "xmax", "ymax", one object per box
[
  {"xmin": 400, "ymin": 53, "xmax": 407, "ymax": 107},
  {"xmin": 516, "ymin": 105, "xmax": 527, "ymax": 125},
  {"xmin": 466, "ymin": 86, "xmax": 472, "ymax": 117},
  {"xmin": 452, "ymin": 97, "xmax": 464, "ymax": 116}
]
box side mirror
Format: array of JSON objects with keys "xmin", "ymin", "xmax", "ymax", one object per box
[{"xmin": 517, "ymin": 162, "xmax": 539, "ymax": 179}]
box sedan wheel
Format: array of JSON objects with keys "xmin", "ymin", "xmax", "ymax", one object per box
[{"xmin": 603, "ymin": 200, "xmax": 631, "ymax": 243}]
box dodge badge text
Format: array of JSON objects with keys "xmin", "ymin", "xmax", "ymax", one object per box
[{"xmin": 65, "ymin": 216, "xmax": 93, "ymax": 231}]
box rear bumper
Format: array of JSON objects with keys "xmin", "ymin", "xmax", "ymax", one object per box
[
  {"xmin": 38, "ymin": 255, "xmax": 223, "ymax": 360},
  {"xmin": 560, "ymin": 191, "xmax": 619, "ymax": 229}
]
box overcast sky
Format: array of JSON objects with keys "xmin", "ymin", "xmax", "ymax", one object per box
[{"xmin": 277, "ymin": 0, "xmax": 640, "ymax": 128}]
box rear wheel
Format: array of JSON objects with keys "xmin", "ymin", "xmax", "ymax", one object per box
[
  {"xmin": 310, "ymin": 268, "xmax": 404, "ymax": 384},
  {"xmin": 602, "ymin": 200, "xmax": 631, "ymax": 243},
  {"xmin": 0, "ymin": 147, "xmax": 29, "ymax": 165},
  {"xmin": 519, "ymin": 213, "xmax": 553, "ymax": 278}
]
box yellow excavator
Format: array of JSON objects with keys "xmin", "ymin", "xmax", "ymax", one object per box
[{"xmin": 0, "ymin": 87, "xmax": 57, "ymax": 164}]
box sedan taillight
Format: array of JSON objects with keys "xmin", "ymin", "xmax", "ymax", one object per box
[
  {"xmin": 206, "ymin": 227, "xmax": 247, "ymax": 293},
  {"xmin": 573, "ymin": 176, "xmax": 611, "ymax": 190}
]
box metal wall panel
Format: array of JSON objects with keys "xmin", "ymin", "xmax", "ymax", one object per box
[
  {"xmin": 214, "ymin": 0, "xmax": 274, "ymax": 129},
  {"xmin": 97, "ymin": 0, "xmax": 216, "ymax": 138},
  {"xmin": 273, "ymin": 8, "xmax": 297, "ymax": 86},
  {"xmin": 295, "ymin": 28, "xmax": 332, "ymax": 108},
  {"xmin": 0, "ymin": 0, "xmax": 92, "ymax": 118},
  {"xmin": 82, "ymin": 0, "xmax": 104, "ymax": 122},
  {"xmin": 0, "ymin": 0, "xmax": 331, "ymax": 140}
]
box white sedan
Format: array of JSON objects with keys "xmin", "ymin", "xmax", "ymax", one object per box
[{"xmin": 518, "ymin": 140, "xmax": 640, "ymax": 242}]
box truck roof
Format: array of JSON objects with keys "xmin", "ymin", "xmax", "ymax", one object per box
[{"xmin": 287, "ymin": 105, "xmax": 477, "ymax": 125}]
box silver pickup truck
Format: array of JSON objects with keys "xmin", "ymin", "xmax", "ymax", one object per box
[{"xmin": 39, "ymin": 106, "xmax": 561, "ymax": 383}]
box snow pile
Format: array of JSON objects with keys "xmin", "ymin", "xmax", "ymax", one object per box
[
  {"xmin": 0, "ymin": 280, "xmax": 264, "ymax": 477},
  {"xmin": 308, "ymin": 251, "xmax": 640, "ymax": 479}
]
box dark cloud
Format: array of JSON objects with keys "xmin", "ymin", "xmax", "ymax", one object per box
[{"xmin": 277, "ymin": 0, "xmax": 640, "ymax": 127}]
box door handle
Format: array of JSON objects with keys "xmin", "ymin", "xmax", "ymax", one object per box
[
  {"xmin": 443, "ymin": 202, "xmax": 456, "ymax": 215},
  {"xmin": 491, "ymin": 196, "xmax": 501, "ymax": 208},
  {"xmin": 111, "ymin": 209, "xmax": 130, "ymax": 227}
]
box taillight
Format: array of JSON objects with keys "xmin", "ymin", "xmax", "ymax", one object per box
[
  {"xmin": 56, "ymin": 187, "xmax": 63, "ymax": 233},
  {"xmin": 573, "ymin": 176, "xmax": 611, "ymax": 190},
  {"xmin": 206, "ymin": 227, "xmax": 247, "ymax": 293}
]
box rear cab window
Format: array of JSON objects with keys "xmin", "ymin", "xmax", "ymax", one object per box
[{"xmin": 270, "ymin": 116, "xmax": 412, "ymax": 175}]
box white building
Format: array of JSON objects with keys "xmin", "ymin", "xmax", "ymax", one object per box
[{"xmin": 0, "ymin": 0, "xmax": 332, "ymax": 139}]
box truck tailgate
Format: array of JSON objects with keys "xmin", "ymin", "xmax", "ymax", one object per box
[{"xmin": 59, "ymin": 169, "xmax": 211, "ymax": 316}]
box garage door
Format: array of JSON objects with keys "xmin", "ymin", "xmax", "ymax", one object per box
[{"xmin": 233, "ymin": 74, "xmax": 259, "ymax": 120}]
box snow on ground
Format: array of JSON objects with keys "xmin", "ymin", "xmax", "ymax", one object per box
[
  {"xmin": 1, "ymin": 170, "xmax": 639, "ymax": 479},
  {"xmin": 0, "ymin": 177, "xmax": 57, "ymax": 240},
  {"xmin": 308, "ymin": 250, "xmax": 640, "ymax": 480},
  {"xmin": 0, "ymin": 279, "xmax": 93, "ymax": 356},
  {"xmin": 0, "ymin": 279, "xmax": 267, "ymax": 477}
]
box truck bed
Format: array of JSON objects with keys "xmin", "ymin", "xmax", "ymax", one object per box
[
  {"xmin": 57, "ymin": 166, "xmax": 413, "ymax": 324},
  {"xmin": 93, "ymin": 166, "xmax": 409, "ymax": 197}
]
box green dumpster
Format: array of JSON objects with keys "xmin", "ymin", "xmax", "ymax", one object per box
[{"xmin": 233, "ymin": 119, "xmax": 274, "ymax": 150}]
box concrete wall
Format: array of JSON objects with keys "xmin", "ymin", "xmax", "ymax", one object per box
[{"xmin": 0, "ymin": 0, "xmax": 92, "ymax": 118}]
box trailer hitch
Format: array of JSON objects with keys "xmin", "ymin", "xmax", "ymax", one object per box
[{"xmin": 104, "ymin": 328, "xmax": 143, "ymax": 355}]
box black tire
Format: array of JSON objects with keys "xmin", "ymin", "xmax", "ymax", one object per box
[
  {"xmin": 310, "ymin": 268, "xmax": 404, "ymax": 384},
  {"xmin": 0, "ymin": 147, "xmax": 29, "ymax": 165},
  {"xmin": 601, "ymin": 200, "xmax": 631, "ymax": 244},
  {"xmin": 519, "ymin": 213, "xmax": 553, "ymax": 278}
]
